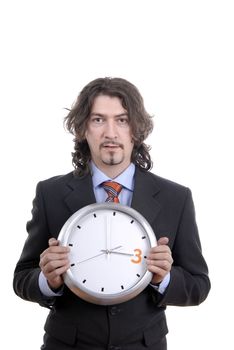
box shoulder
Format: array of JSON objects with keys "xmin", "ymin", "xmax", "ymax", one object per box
[
  {"xmin": 145, "ymin": 171, "xmax": 197, "ymax": 218},
  {"xmin": 35, "ymin": 171, "xmax": 92, "ymax": 196},
  {"xmin": 137, "ymin": 168, "xmax": 189, "ymax": 192},
  {"xmin": 37, "ymin": 171, "xmax": 74, "ymax": 190},
  {"xmin": 149, "ymin": 171, "xmax": 188, "ymax": 191},
  {"xmin": 35, "ymin": 171, "xmax": 86, "ymax": 197},
  {"xmin": 135, "ymin": 168, "xmax": 192, "ymax": 204}
]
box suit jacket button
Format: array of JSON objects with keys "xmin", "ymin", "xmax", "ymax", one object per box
[{"xmin": 110, "ymin": 306, "xmax": 119, "ymax": 316}]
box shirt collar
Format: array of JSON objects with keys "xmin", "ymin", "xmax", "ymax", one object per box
[{"xmin": 90, "ymin": 161, "xmax": 135, "ymax": 191}]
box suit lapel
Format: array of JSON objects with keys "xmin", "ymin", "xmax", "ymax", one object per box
[
  {"xmin": 131, "ymin": 168, "xmax": 161, "ymax": 226},
  {"xmin": 64, "ymin": 173, "xmax": 96, "ymax": 214},
  {"xmin": 63, "ymin": 168, "xmax": 161, "ymax": 226}
]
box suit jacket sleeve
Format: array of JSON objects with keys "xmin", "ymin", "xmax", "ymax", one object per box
[
  {"xmin": 158, "ymin": 188, "xmax": 210, "ymax": 307},
  {"xmin": 13, "ymin": 181, "xmax": 56, "ymax": 308}
]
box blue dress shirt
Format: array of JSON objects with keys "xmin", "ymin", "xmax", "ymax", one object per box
[{"xmin": 90, "ymin": 161, "xmax": 135, "ymax": 206}]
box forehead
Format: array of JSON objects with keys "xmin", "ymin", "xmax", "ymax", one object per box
[{"xmin": 90, "ymin": 95, "xmax": 128, "ymax": 115}]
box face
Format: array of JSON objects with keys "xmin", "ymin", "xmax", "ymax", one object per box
[{"xmin": 85, "ymin": 95, "xmax": 134, "ymax": 177}]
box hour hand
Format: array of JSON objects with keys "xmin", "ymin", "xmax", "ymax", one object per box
[
  {"xmin": 100, "ymin": 246, "xmax": 134, "ymax": 256},
  {"xmin": 100, "ymin": 245, "xmax": 122, "ymax": 255}
]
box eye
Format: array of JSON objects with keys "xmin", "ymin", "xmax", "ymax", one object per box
[
  {"xmin": 91, "ymin": 117, "xmax": 104, "ymax": 124},
  {"xmin": 117, "ymin": 117, "xmax": 129, "ymax": 125}
]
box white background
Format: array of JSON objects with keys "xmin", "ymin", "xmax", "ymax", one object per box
[{"xmin": 0, "ymin": 0, "xmax": 233, "ymax": 349}]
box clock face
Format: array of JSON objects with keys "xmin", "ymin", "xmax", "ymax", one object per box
[{"xmin": 58, "ymin": 203, "xmax": 157, "ymax": 305}]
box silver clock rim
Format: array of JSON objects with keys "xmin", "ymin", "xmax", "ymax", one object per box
[{"xmin": 58, "ymin": 203, "xmax": 157, "ymax": 305}]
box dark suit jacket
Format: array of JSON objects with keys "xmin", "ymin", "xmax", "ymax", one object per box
[{"xmin": 13, "ymin": 167, "xmax": 210, "ymax": 349}]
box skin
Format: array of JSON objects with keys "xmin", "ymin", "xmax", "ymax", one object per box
[
  {"xmin": 39, "ymin": 95, "xmax": 173, "ymax": 289},
  {"xmin": 85, "ymin": 95, "xmax": 134, "ymax": 178}
]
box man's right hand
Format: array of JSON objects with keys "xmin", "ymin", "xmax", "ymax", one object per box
[{"xmin": 39, "ymin": 238, "xmax": 70, "ymax": 290}]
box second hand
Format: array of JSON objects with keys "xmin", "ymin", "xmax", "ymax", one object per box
[{"xmin": 77, "ymin": 246, "xmax": 123, "ymax": 264}]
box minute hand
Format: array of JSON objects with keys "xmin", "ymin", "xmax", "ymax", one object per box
[
  {"xmin": 100, "ymin": 249, "xmax": 134, "ymax": 257},
  {"xmin": 110, "ymin": 251, "xmax": 134, "ymax": 256}
]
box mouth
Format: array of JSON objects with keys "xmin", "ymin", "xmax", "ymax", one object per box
[{"xmin": 100, "ymin": 142, "xmax": 123, "ymax": 150}]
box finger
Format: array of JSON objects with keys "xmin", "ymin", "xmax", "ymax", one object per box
[
  {"xmin": 157, "ymin": 237, "xmax": 169, "ymax": 246},
  {"xmin": 40, "ymin": 251, "xmax": 70, "ymax": 266},
  {"xmin": 147, "ymin": 252, "xmax": 173, "ymax": 263},
  {"xmin": 42, "ymin": 259, "xmax": 70, "ymax": 274},
  {"xmin": 48, "ymin": 238, "xmax": 70, "ymax": 252},
  {"xmin": 147, "ymin": 259, "xmax": 172, "ymax": 271},
  {"xmin": 148, "ymin": 245, "xmax": 171, "ymax": 256},
  {"xmin": 40, "ymin": 245, "xmax": 69, "ymax": 259},
  {"xmin": 147, "ymin": 245, "xmax": 172, "ymax": 259},
  {"xmin": 147, "ymin": 264, "xmax": 170, "ymax": 278},
  {"xmin": 49, "ymin": 238, "xmax": 59, "ymax": 246},
  {"xmin": 46, "ymin": 262, "xmax": 70, "ymax": 282}
]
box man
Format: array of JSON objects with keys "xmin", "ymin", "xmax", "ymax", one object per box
[{"xmin": 13, "ymin": 77, "xmax": 210, "ymax": 350}]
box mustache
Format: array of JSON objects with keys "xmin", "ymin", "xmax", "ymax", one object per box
[{"xmin": 100, "ymin": 141, "xmax": 124, "ymax": 149}]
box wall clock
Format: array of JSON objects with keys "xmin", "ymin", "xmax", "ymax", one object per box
[{"xmin": 58, "ymin": 203, "xmax": 157, "ymax": 305}]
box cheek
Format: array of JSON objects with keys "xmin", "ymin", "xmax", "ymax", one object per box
[
  {"xmin": 85, "ymin": 127, "xmax": 94, "ymax": 142},
  {"xmin": 127, "ymin": 132, "xmax": 134, "ymax": 146},
  {"xmin": 125, "ymin": 138, "xmax": 134, "ymax": 155},
  {"xmin": 85, "ymin": 130, "xmax": 100, "ymax": 150}
]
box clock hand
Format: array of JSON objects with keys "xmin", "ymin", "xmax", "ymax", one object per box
[
  {"xmin": 77, "ymin": 252, "xmax": 106, "ymax": 264},
  {"xmin": 108, "ymin": 251, "xmax": 135, "ymax": 257},
  {"xmin": 100, "ymin": 245, "xmax": 122, "ymax": 254},
  {"xmin": 110, "ymin": 245, "xmax": 122, "ymax": 252},
  {"xmin": 105, "ymin": 215, "xmax": 112, "ymax": 260},
  {"xmin": 100, "ymin": 246, "xmax": 135, "ymax": 256},
  {"xmin": 78, "ymin": 245, "xmax": 123, "ymax": 264}
]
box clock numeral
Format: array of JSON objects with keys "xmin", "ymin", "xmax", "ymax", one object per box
[{"xmin": 131, "ymin": 249, "xmax": 142, "ymax": 264}]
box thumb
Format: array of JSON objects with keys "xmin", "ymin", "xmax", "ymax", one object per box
[
  {"xmin": 157, "ymin": 237, "xmax": 169, "ymax": 246},
  {"xmin": 48, "ymin": 237, "xmax": 59, "ymax": 247}
]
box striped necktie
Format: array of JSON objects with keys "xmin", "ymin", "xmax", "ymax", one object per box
[{"xmin": 102, "ymin": 181, "xmax": 122, "ymax": 203}]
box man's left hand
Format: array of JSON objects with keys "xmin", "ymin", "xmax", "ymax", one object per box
[{"xmin": 146, "ymin": 237, "xmax": 173, "ymax": 285}]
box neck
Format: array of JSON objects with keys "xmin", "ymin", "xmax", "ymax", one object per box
[{"xmin": 93, "ymin": 161, "xmax": 131, "ymax": 179}]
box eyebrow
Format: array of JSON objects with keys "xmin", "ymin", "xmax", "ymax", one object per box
[{"xmin": 89, "ymin": 112, "xmax": 129, "ymax": 118}]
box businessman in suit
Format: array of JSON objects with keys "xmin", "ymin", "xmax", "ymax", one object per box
[{"xmin": 13, "ymin": 77, "xmax": 210, "ymax": 350}]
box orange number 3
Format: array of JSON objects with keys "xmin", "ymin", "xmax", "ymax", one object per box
[{"xmin": 131, "ymin": 248, "xmax": 142, "ymax": 264}]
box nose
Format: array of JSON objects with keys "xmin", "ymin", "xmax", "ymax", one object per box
[{"xmin": 104, "ymin": 120, "xmax": 117, "ymax": 139}]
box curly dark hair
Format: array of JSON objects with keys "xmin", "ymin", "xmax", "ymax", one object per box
[{"xmin": 64, "ymin": 77, "xmax": 154, "ymax": 176}]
